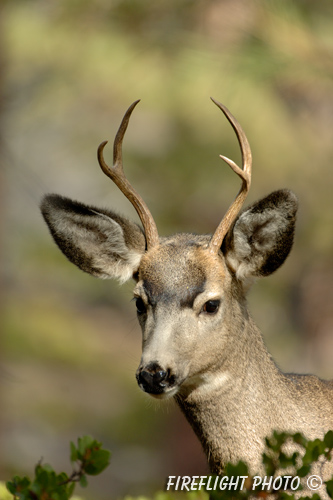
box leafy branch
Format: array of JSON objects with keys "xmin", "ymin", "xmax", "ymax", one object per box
[{"xmin": 6, "ymin": 436, "xmax": 111, "ymax": 500}]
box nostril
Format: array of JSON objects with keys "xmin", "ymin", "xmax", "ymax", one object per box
[
  {"xmin": 154, "ymin": 369, "xmax": 168, "ymax": 383},
  {"xmin": 139, "ymin": 370, "xmax": 154, "ymax": 386},
  {"xmin": 137, "ymin": 363, "xmax": 172, "ymax": 394}
]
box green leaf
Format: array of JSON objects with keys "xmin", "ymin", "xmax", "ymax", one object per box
[
  {"xmin": 6, "ymin": 476, "xmax": 31, "ymax": 495},
  {"xmin": 78, "ymin": 435, "xmax": 96, "ymax": 458},
  {"xmin": 303, "ymin": 439, "xmax": 326, "ymax": 465},
  {"xmin": 292, "ymin": 433, "xmax": 308, "ymax": 448},
  {"xmin": 34, "ymin": 468, "xmax": 53, "ymax": 488},
  {"xmin": 70, "ymin": 441, "xmax": 78, "ymax": 463},
  {"xmin": 297, "ymin": 464, "xmax": 311, "ymax": 477},
  {"xmin": 57, "ymin": 472, "xmax": 69, "ymax": 484},
  {"xmin": 84, "ymin": 449, "xmax": 111, "ymax": 475},
  {"xmin": 273, "ymin": 431, "xmax": 288, "ymax": 448},
  {"xmin": 79, "ymin": 474, "xmax": 88, "ymax": 488},
  {"xmin": 35, "ymin": 462, "xmax": 55, "ymax": 475},
  {"xmin": 262, "ymin": 453, "xmax": 276, "ymax": 476},
  {"xmin": 67, "ymin": 481, "xmax": 76, "ymax": 497},
  {"xmin": 324, "ymin": 430, "xmax": 333, "ymax": 450},
  {"xmin": 5, "ymin": 481, "xmax": 15, "ymax": 495},
  {"xmin": 278, "ymin": 451, "xmax": 297, "ymax": 469},
  {"xmin": 326, "ymin": 479, "xmax": 333, "ymax": 499}
]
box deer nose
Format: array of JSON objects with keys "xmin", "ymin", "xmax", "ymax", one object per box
[{"xmin": 136, "ymin": 362, "xmax": 171, "ymax": 395}]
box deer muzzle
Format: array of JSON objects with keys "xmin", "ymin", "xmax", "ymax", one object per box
[{"xmin": 136, "ymin": 362, "xmax": 177, "ymax": 397}]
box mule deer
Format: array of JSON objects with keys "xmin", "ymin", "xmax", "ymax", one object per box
[{"xmin": 41, "ymin": 99, "xmax": 333, "ymax": 478}]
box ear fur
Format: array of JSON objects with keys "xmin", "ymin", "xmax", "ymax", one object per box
[
  {"xmin": 223, "ymin": 189, "xmax": 298, "ymax": 285},
  {"xmin": 41, "ymin": 194, "xmax": 146, "ymax": 282}
]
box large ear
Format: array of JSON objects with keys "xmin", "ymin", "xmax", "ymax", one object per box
[
  {"xmin": 223, "ymin": 189, "xmax": 298, "ymax": 285},
  {"xmin": 41, "ymin": 194, "xmax": 147, "ymax": 283}
]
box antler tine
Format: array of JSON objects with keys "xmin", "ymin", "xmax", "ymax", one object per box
[
  {"xmin": 209, "ymin": 98, "xmax": 252, "ymax": 254},
  {"xmin": 97, "ymin": 100, "xmax": 159, "ymax": 250}
]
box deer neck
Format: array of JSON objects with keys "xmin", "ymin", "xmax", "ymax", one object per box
[{"xmin": 175, "ymin": 311, "xmax": 284, "ymax": 474}]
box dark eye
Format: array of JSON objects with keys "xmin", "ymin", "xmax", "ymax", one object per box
[
  {"xmin": 202, "ymin": 300, "xmax": 220, "ymax": 314},
  {"xmin": 135, "ymin": 297, "xmax": 146, "ymax": 315}
]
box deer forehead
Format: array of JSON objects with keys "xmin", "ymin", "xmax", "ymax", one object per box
[{"xmin": 136, "ymin": 239, "xmax": 228, "ymax": 306}]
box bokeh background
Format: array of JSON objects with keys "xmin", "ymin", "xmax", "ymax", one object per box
[{"xmin": 1, "ymin": 1, "xmax": 333, "ymax": 499}]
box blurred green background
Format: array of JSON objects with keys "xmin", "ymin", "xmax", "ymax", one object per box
[{"xmin": 1, "ymin": 1, "xmax": 333, "ymax": 499}]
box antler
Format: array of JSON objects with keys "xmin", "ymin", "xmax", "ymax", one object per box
[
  {"xmin": 97, "ymin": 100, "xmax": 159, "ymax": 250},
  {"xmin": 208, "ymin": 98, "xmax": 252, "ymax": 254}
]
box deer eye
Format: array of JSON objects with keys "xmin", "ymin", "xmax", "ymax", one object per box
[
  {"xmin": 135, "ymin": 297, "xmax": 147, "ymax": 315},
  {"xmin": 202, "ymin": 300, "xmax": 220, "ymax": 314}
]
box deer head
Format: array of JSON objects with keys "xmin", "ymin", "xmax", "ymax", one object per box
[{"xmin": 41, "ymin": 99, "xmax": 297, "ymax": 401}]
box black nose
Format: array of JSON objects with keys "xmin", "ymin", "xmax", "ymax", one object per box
[{"xmin": 136, "ymin": 362, "xmax": 173, "ymax": 394}]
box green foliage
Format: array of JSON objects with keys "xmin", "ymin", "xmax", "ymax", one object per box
[
  {"xmin": 3, "ymin": 431, "xmax": 333, "ymax": 500},
  {"xmin": 206, "ymin": 430, "xmax": 333, "ymax": 500},
  {"xmin": 6, "ymin": 436, "xmax": 111, "ymax": 500}
]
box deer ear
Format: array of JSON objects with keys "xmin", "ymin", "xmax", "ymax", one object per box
[
  {"xmin": 223, "ymin": 189, "xmax": 298, "ymax": 285},
  {"xmin": 41, "ymin": 194, "xmax": 146, "ymax": 283}
]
